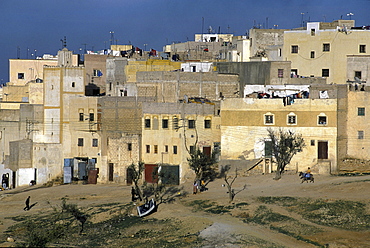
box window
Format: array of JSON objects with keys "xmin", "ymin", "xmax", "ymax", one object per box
[
  {"xmin": 93, "ymin": 69, "xmax": 103, "ymax": 77},
  {"xmin": 311, "ymin": 140, "xmax": 315, "ymax": 146},
  {"xmin": 162, "ymin": 119, "xmax": 169, "ymax": 129},
  {"xmin": 146, "ymin": 145, "xmax": 150, "ymax": 153},
  {"xmin": 78, "ymin": 138, "xmax": 84, "ymax": 147},
  {"xmin": 358, "ymin": 131, "xmax": 364, "ymax": 139},
  {"xmin": 92, "ymin": 138, "xmax": 98, "ymax": 147},
  {"xmin": 278, "ymin": 69, "xmax": 284, "ymax": 78},
  {"xmin": 154, "ymin": 145, "xmax": 158, "ymax": 154},
  {"xmin": 318, "ymin": 116, "xmax": 327, "ymax": 125},
  {"xmin": 359, "ymin": 45, "xmax": 366, "ymax": 53},
  {"xmin": 310, "ymin": 51, "xmax": 315, "ymax": 58},
  {"xmin": 355, "ymin": 71, "xmax": 362, "ymax": 79},
  {"xmin": 291, "ymin": 45, "xmax": 298, "ymax": 53},
  {"xmin": 71, "ymin": 82, "xmax": 75, "ymax": 87},
  {"xmin": 278, "ymin": 48, "xmax": 282, "ymax": 57},
  {"xmin": 128, "ymin": 143, "xmax": 132, "ymax": 151},
  {"xmin": 173, "ymin": 145, "xmax": 178, "ymax": 154},
  {"xmin": 264, "ymin": 114, "xmax": 274, "ymax": 125},
  {"xmin": 164, "ymin": 145, "xmax": 168, "ymax": 153},
  {"xmin": 322, "ymin": 69, "xmax": 329, "ymax": 77},
  {"xmin": 188, "ymin": 119, "xmax": 195, "ymax": 129},
  {"xmin": 89, "ymin": 113, "xmax": 94, "ymax": 122},
  {"xmin": 358, "ymin": 107, "xmax": 365, "ymax": 116},
  {"xmin": 18, "ymin": 73, "xmax": 24, "ymax": 79},
  {"xmin": 79, "ymin": 113, "xmax": 84, "ymax": 122},
  {"xmin": 190, "ymin": 146, "xmax": 195, "ymax": 154},
  {"xmin": 287, "ymin": 114, "xmax": 297, "ymax": 125},
  {"xmin": 204, "ymin": 119, "xmax": 211, "ymax": 129},
  {"xmin": 323, "ymin": 43, "xmax": 330, "ymax": 52},
  {"xmin": 145, "ymin": 118, "xmax": 151, "ymax": 128},
  {"xmin": 311, "ymin": 29, "xmax": 316, "ymax": 36}
]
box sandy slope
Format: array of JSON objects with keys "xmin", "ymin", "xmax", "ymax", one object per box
[{"xmin": 1, "ymin": 173, "xmax": 370, "ymax": 247}]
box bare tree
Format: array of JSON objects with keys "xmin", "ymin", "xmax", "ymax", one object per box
[
  {"xmin": 267, "ymin": 128, "xmax": 305, "ymax": 180},
  {"xmin": 127, "ymin": 162, "xmax": 145, "ymax": 201},
  {"xmin": 221, "ymin": 165, "xmax": 246, "ymax": 203}
]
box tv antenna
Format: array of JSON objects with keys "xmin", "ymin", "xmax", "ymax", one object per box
[{"xmin": 60, "ymin": 36, "xmax": 67, "ymax": 49}]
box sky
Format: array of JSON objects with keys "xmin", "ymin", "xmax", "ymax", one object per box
[{"xmin": 0, "ymin": 0, "xmax": 369, "ymax": 83}]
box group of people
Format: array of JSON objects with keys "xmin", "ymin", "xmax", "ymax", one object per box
[{"xmin": 193, "ymin": 180, "xmax": 207, "ymax": 194}]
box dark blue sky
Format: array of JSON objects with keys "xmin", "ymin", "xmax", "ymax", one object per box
[{"xmin": 0, "ymin": 0, "xmax": 369, "ymax": 83}]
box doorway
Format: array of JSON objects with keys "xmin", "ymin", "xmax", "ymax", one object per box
[
  {"xmin": 318, "ymin": 141, "xmax": 328, "ymax": 159},
  {"xmin": 108, "ymin": 163, "xmax": 114, "ymax": 181}
]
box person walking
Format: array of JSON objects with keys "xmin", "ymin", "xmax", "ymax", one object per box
[{"xmin": 24, "ymin": 196, "xmax": 30, "ymax": 211}]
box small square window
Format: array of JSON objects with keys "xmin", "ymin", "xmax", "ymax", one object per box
[
  {"xmin": 311, "ymin": 29, "xmax": 316, "ymax": 36},
  {"xmin": 146, "ymin": 145, "xmax": 150, "ymax": 153},
  {"xmin": 89, "ymin": 113, "xmax": 94, "ymax": 122},
  {"xmin": 358, "ymin": 107, "xmax": 365, "ymax": 116},
  {"xmin": 162, "ymin": 119, "xmax": 169, "ymax": 129},
  {"xmin": 93, "ymin": 69, "xmax": 103, "ymax": 77},
  {"xmin": 78, "ymin": 138, "xmax": 84, "ymax": 147},
  {"xmin": 355, "ymin": 71, "xmax": 362, "ymax": 79},
  {"xmin": 310, "ymin": 140, "xmax": 315, "ymax": 146},
  {"xmin": 310, "ymin": 51, "xmax": 315, "ymax": 58},
  {"xmin": 145, "ymin": 119, "xmax": 151, "ymax": 128},
  {"xmin": 265, "ymin": 115, "xmax": 274, "ymax": 125},
  {"xmin": 323, "ymin": 43, "xmax": 330, "ymax": 52},
  {"xmin": 173, "ymin": 145, "xmax": 178, "ymax": 154},
  {"xmin": 359, "ymin": 45, "xmax": 366, "ymax": 53},
  {"xmin": 18, "ymin": 73, "xmax": 24, "ymax": 79},
  {"xmin": 318, "ymin": 116, "xmax": 327, "ymax": 125},
  {"xmin": 278, "ymin": 69, "xmax": 284, "ymax": 78},
  {"xmin": 291, "ymin": 45, "xmax": 298, "ymax": 53},
  {"xmin": 92, "ymin": 138, "xmax": 98, "ymax": 147},
  {"xmin": 358, "ymin": 131, "xmax": 364, "ymax": 139},
  {"xmin": 322, "ymin": 69, "xmax": 329, "ymax": 77},
  {"xmin": 288, "ymin": 115, "xmax": 296, "ymax": 124},
  {"xmin": 204, "ymin": 119, "xmax": 211, "ymax": 129},
  {"xmin": 154, "ymin": 145, "xmax": 158, "ymax": 154},
  {"xmin": 188, "ymin": 120, "xmax": 195, "ymax": 129}
]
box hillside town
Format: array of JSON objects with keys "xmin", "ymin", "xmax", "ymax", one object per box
[{"xmin": 1, "ymin": 18, "xmax": 370, "ymax": 189}]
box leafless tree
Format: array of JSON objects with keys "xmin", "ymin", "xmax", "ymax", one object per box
[
  {"xmin": 267, "ymin": 128, "xmax": 305, "ymax": 180},
  {"xmin": 221, "ymin": 165, "xmax": 246, "ymax": 203}
]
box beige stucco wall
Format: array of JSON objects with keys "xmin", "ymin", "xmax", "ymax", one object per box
[
  {"xmin": 221, "ymin": 98, "xmax": 338, "ymax": 174},
  {"xmin": 9, "ymin": 59, "xmax": 58, "ymax": 85},
  {"xmin": 345, "ymin": 91, "xmax": 370, "ymax": 159},
  {"xmin": 283, "ymin": 24, "xmax": 370, "ymax": 84},
  {"xmin": 141, "ymin": 102, "xmax": 221, "ymax": 182},
  {"xmin": 126, "ymin": 60, "xmax": 182, "ymax": 83}
]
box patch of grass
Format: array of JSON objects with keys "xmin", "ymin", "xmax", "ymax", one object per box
[
  {"xmin": 270, "ymin": 226, "xmax": 323, "ymax": 247},
  {"xmin": 257, "ymin": 196, "xmax": 370, "ymax": 231},
  {"xmin": 187, "ymin": 200, "xmax": 232, "ymax": 214},
  {"xmin": 245, "ymin": 205, "xmax": 293, "ymax": 225},
  {"xmin": 257, "ymin": 196, "xmax": 299, "ymax": 207},
  {"xmin": 235, "ymin": 202, "xmax": 249, "ymax": 208},
  {"xmin": 243, "ymin": 205, "xmax": 323, "ymax": 246}
]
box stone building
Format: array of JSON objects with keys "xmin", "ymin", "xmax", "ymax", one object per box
[
  {"xmin": 141, "ymin": 101, "xmax": 221, "ymax": 184},
  {"xmin": 283, "ymin": 20, "xmax": 370, "ymax": 84},
  {"xmin": 220, "ymin": 94, "xmax": 338, "ymax": 175}
]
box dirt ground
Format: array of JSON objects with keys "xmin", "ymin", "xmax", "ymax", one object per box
[{"xmin": 1, "ymin": 173, "xmax": 370, "ymax": 247}]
